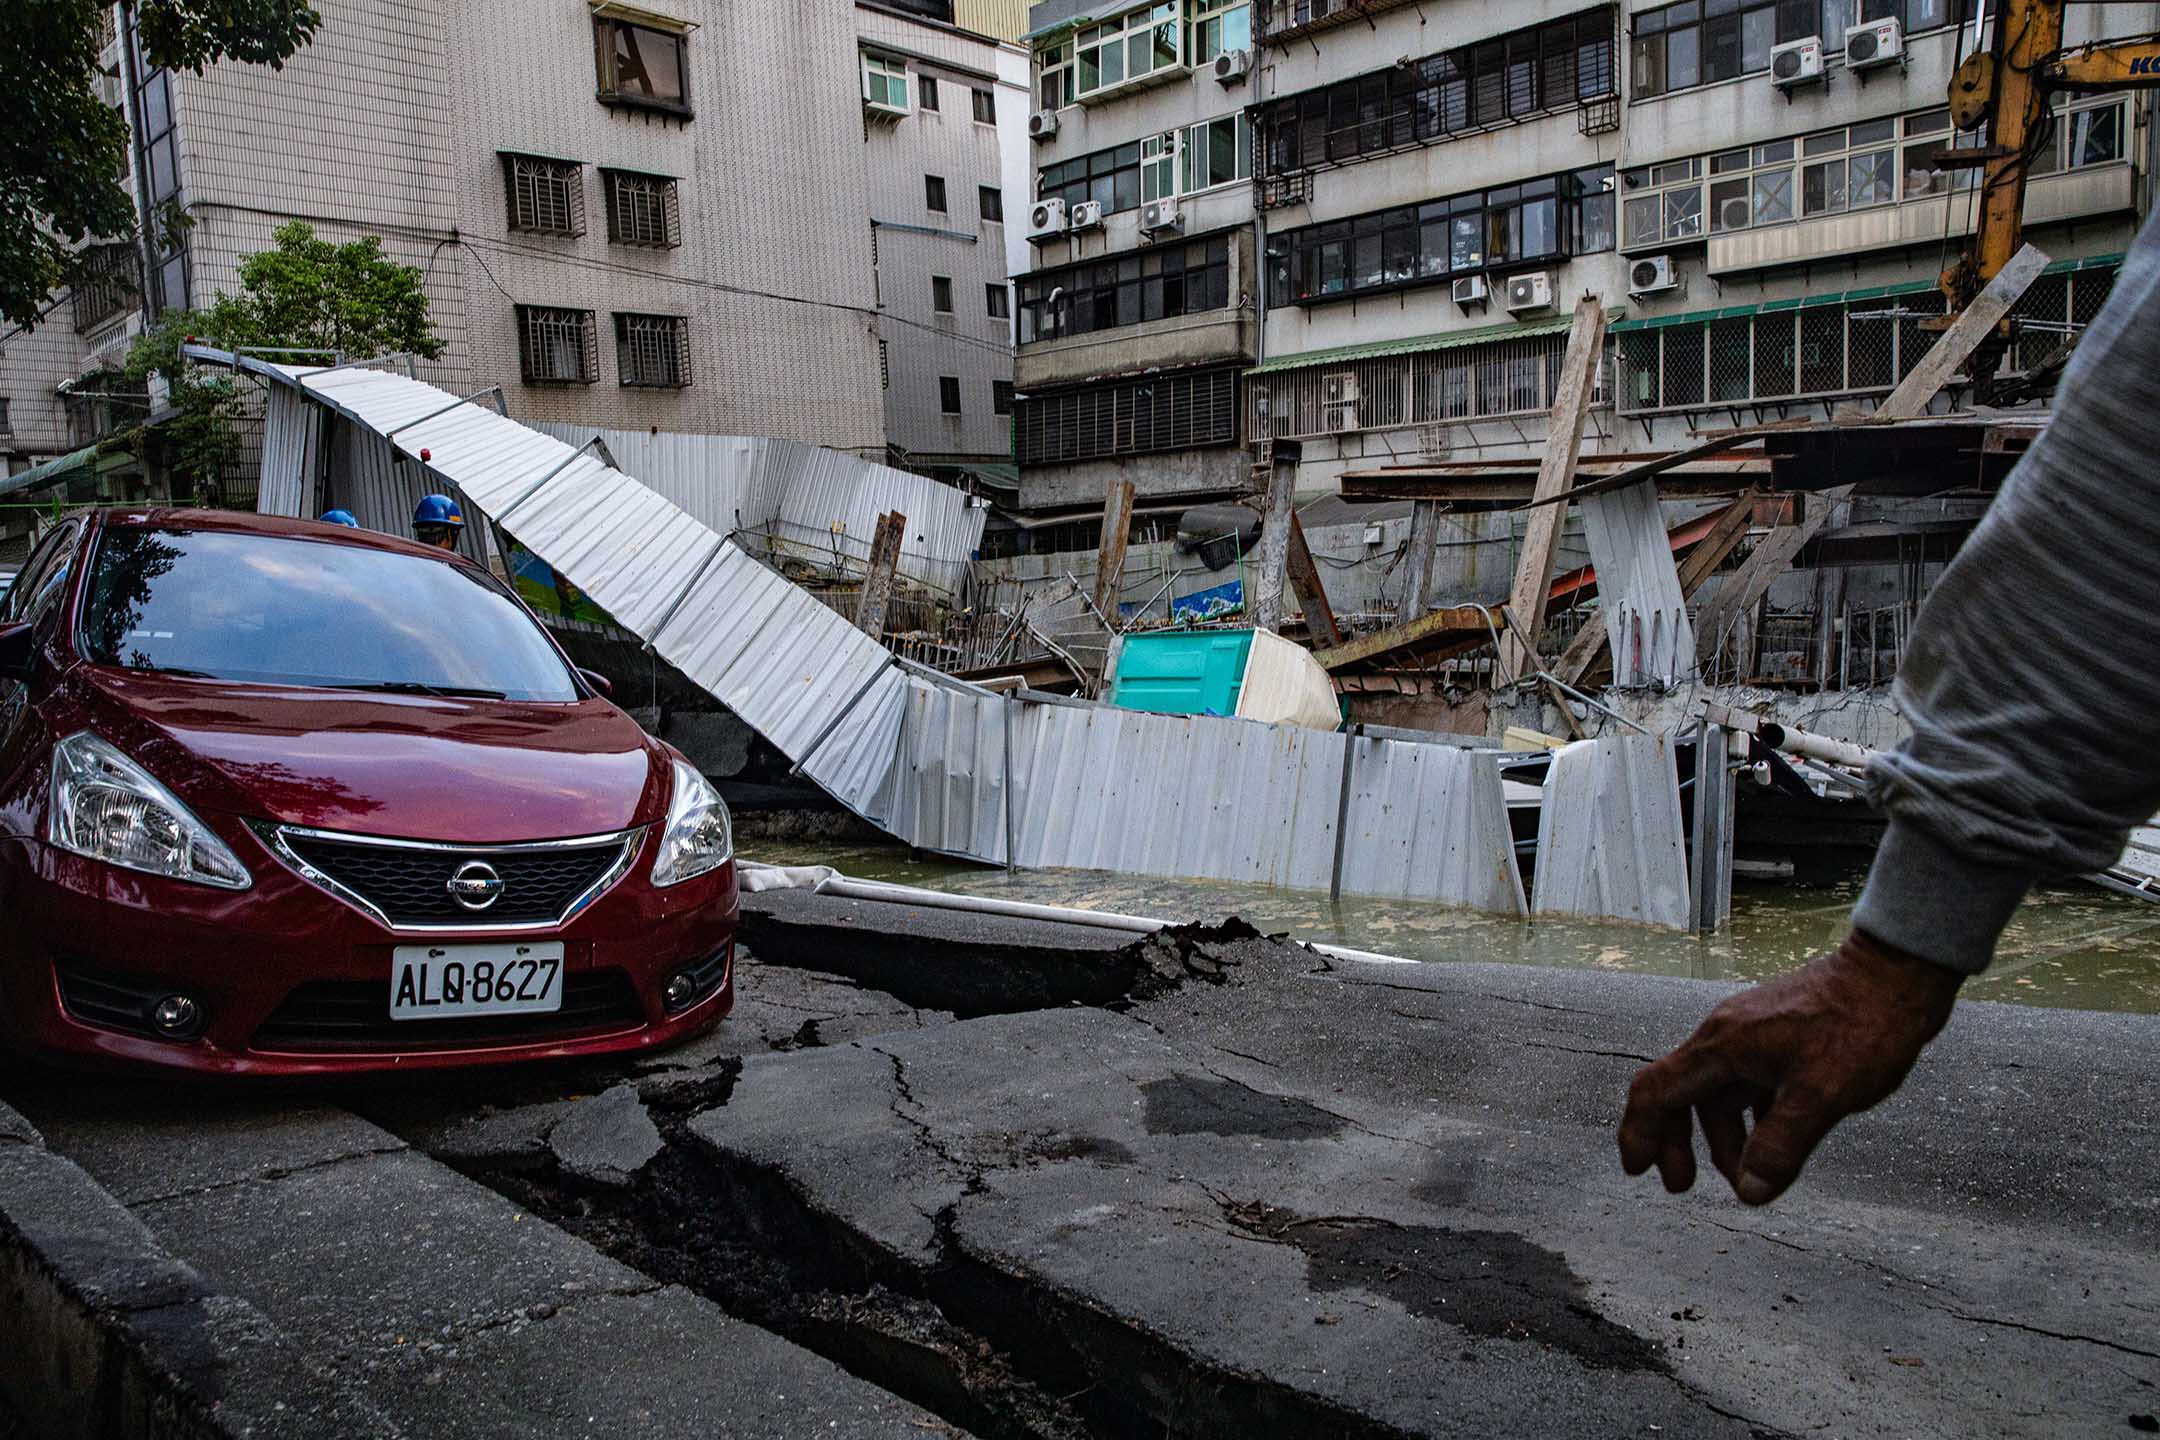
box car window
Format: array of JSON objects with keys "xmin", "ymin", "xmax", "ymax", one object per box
[
  {"xmin": 80, "ymin": 526, "xmax": 582, "ymax": 702},
  {"xmin": 4, "ymin": 523, "xmax": 80, "ymax": 627}
]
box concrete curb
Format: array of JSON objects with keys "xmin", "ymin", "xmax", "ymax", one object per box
[{"xmin": 0, "ymin": 1099, "xmax": 394, "ymax": 1439}]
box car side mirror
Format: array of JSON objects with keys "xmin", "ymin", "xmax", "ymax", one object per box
[
  {"xmin": 577, "ymin": 668, "xmax": 615, "ymax": 699},
  {"xmin": 0, "ymin": 622, "xmax": 33, "ymax": 683}
]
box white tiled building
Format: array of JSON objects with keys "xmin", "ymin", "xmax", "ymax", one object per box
[
  {"xmin": 1010, "ymin": 0, "xmax": 2151, "ymax": 512},
  {"xmin": 3, "ymin": 0, "xmax": 1027, "ymax": 493}
]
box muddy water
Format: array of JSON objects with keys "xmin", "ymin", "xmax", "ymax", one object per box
[{"xmin": 743, "ymin": 842, "xmax": 2160, "ymax": 1015}]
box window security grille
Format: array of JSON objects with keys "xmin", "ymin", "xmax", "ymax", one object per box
[
  {"xmin": 603, "ymin": 171, "xmax": 680, "ymax": 248},
  {"xmin": 615, "ymin": 313, "xmax": 692, "ymax": 388},
  {"xmin": 517, "ymin": 306, "xmax": 597, "ymax": 383},
  {"xmin": 503, "ymin": 155, "xmax": 584, "ymax": 236}
]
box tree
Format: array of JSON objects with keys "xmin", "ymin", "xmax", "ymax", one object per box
[
  {"xmin": 126, "ymin": 220, "xmax": 443, "ymax": 495},
  {"xmin": 1, "ymin": 1, "xmax": 320, "ymax": 331}
]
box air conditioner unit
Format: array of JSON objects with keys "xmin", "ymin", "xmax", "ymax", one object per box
[
  {"xmin": 1213, "ymin": 48, "xmax": 1252, "ymax": 85},
  {"xmin": 1025, "ymin": 198, "xmax": 1068, "ymax": 243},
  {"xmin": 1324, "ymin": 404, "xmax": 1360, "ymax": 434},
  {"xmin": 1068, "ymin": 199, "xmax": 1105, "ymax": 232},
  {"xmin": 1845, "ymin": 17, "xmax": 1902, "ymax": 70},
  {"xmin": 1717, "ymin": 195, "xmax": 1752, "ymax": 231},
  {"xmin": 1139, "ymin": 197, "xmax": 1182, "ymax": 234},
  {"xmin": 1503, "ymin": 271, "xmax": 1554, "ymax": 314},
  {"xmin": 1322, "ymin": 371, "xmax": 1361, "ymax": 406},
  {"xmin": 1451, "ymin": 274, "xmax": 1489, "ymax": 309},
  {"xmin": 1628, "ymin": 254, "xmax": 1680, "ymax": 297},
  {"xmin": 1029, "ymin": 109, "xmax": 1060, "ymax": 142},
  {"xmin": 1770, "ymin": 36, "xmax": 1824, "ymax": 89}
]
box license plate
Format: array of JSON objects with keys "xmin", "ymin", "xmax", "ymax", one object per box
[{"xmin": 390, "ymin": 943, "xmax": 564, "ymax": 1021}]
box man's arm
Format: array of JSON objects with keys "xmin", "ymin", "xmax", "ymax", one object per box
[{"xmin": 1622, "ymin": 213, "xmax": 2160, "ymax": 1204}]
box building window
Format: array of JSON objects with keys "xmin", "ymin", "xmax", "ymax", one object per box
[
  {"xmin": 1257, "ymin": 9, "xmax": 1615, "ymax": 180},
  {"xmin": 986, "ymin": 283, "xmax": 1010, "ymax": 319},
  {"xmin": 614, "ymin": 313, "xmax": 691, "ymax": 388},
  {"xmin": 1191, "ymin": 0, "xmax": 1251, "ymax": 62},
  {"xmin": 1036, "ymin": 38, "xmax": 1076, "ymax": 109},
  {"xmin": 502, "ymin": 154, "xmax": 584, "ymax": 236},
  {"xmin": 940, "ymin": 376, "xmax": 963, "ymax": 414},
  {"xmin": 1016, "ymin": 367, "xmax": 1239, "ymax": 466},
  {"xmin": 933, "ymin": 275, "xmax": 955, "ymax": 313},
  {"xmin": 128, "ymin": 24, "xmax": 186, "ymax": 316},
  {"xmin": 1631, "ymin": 0, "xmax": 1983, "ymax": 100},
  {"xmin": 1141, "ymin": 134, "xmax": 1176, "ymax": 203},
  {"xmin": 919, "ymin": 74, "xmax": 940, "ymax": 110},
  {"xmin": 1037, "ymin": 140, "xmax": 1142, "ymax": 215},
  {"xmin": 972, "ymin": 86, "xmax": 996, "ymax": 123},
  {"xmin": 71, "ymin": 243, "xmax": 137, "ymax": 333},
  {"xmin": 1182, "ymin": 114, "xmax": 1251, "ymax": 192},
  {"xmin": 1074, "ymin": 2, "xmax": 1184, "ymax": 101},
  {"xmin": 0, "ymin": 399, "xmax": 11, "ymax": 436},
  {"xmin": 602, "ymin": 169, "xmax": 680, "ymax": 247},
  {"xmin": 1256, "ymin": 331, "xmax": 1575, "ymax": 440},
  {"xmin": 993, "ymin": 380, "xmax": 1015, "ymax": 415},
  {"xmin": 594, "ymin": 16, "xmax": 690, "ymax": 117},
  {"xmin": 980, "ymin": 185, "xmax": 1004, "ymax": 223},
  {"xmin": 1018, "ymin": 234, "xmax": 1233, "ymax": 344},
  {"xmin": 517, "ymin": 306, "xmax": 598, "ymax": 384},
  {"xmin": 926, "ymin": 174, "xmax": 947, "ymax": 212},
  {"xmin": 864, "ymin": 52, "xmax": 910, "ymax": 113},
  {"xmin": 1268, "ymin": 166, "xmax": 1615, "ymax": 308}
]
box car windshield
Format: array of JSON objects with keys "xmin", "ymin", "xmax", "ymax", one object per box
[{"xmin": 81, "ymin": 527, "xmax": 581, "ymax": 702}]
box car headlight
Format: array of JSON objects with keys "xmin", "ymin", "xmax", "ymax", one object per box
[
  {"xmin": 49, "ymin": 732, "xmax": 251, "ymax": 890},
  {"xmin": 651, "ymin": 757, "xmax": 732, "ymax": 888}
]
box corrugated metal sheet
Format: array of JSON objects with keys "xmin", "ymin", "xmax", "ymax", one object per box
[
  {"xmin": 254, "ymin": 386, "xmax": 320, "ymax": 518},
  {"xmin": 527, "ymin": 423, "xmax": 986, "ymax": 589},
  {"xmin": 1532, "ymin": 734, "xmax": 1689, "ymax": 929},
  {"xmin": 1578, "ymin": 483, "xmax": 1695, "ymax": 688},
  {"xmin": 244, "ymin": 360, "xmax": 1527, "ymax": 910}
]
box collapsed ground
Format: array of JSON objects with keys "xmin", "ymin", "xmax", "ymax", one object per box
[{"xmin": 11, "ymin": 887, "xmax": 2160, "ymax": 1439}]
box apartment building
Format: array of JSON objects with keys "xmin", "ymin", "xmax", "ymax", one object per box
[
  {"xmin": 857, "ymin": 2, "xmax": 1030, "ymax": 485},
  {"xmin": 3, "ymin": 0, "xmax": 1031, "ymax": 497},
  {"xmin": 1011, "ymin": 0, "xmax": 2150, "ymax": 511}
]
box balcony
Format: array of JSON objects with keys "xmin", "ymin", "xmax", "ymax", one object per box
[
  {"xmin": 1016, "ymin": 308, "xmax": 1255, "ymax": 391},
  {"xmin": 1254, "ymin": 0, "xmax": 1418, "ymax": 47},
  {"xmin": 71, "ymin": 243, "xmax": 138, "ymax": 334}
]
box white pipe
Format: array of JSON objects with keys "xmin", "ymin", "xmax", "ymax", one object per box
[{"xmin": 738, "ymin": 862, "xmax": 1418, "ymax": 966}]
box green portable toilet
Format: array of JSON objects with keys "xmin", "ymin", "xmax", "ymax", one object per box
[{"xmin": 1107, "ymin": 630, "xmax": 1255, "ymax": 718}]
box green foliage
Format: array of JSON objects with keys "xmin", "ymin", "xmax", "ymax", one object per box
[
  {"xmin": 0, "ymin": 0, "xmax": 320, "ymax": 331},
  {"xmin": 126, "ymin": 221, "xmax": 442, "ymax": 496}
]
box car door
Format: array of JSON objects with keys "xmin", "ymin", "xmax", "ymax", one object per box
[{"xmin": 0, "ymin": 520, "xmax": 85, "ymax": 834}]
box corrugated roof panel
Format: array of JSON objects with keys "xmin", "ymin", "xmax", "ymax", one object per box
[
  {"xmin": 1532, "ymin": 734, "xmax": 1689, "ymax": 929},
  {"xmin": 1247, "ymin": 315, "xmax": 1578, "ymax": 376}
]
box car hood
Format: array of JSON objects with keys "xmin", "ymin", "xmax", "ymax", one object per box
[{"xmin": 69, "ymin": 669, "xmax": 669, "ymax": 843}]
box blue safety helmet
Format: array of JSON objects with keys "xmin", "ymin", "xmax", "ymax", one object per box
[
  {"xmin": 412, "ymin": 494, "xmax": 465, "ymax": 530},
  {"xmin": 318, "ymin": 509, "xmax": 359, "ymax": 528}
]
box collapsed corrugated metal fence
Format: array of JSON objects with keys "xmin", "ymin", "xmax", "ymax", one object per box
[{"xmin": 243, "ymin": 358, "xmax": 1526, "ymax": 912}]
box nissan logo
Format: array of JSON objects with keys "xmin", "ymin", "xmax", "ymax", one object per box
[{"xmin": 446, "ymin": 860, "xmax": 505, "ymax": 911}]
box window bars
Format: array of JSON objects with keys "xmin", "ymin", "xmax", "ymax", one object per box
[
  {"xmin": 517, "ymin": 306, "xmax": 598, "ymax": 384},
  {"xmin": 614, "ymin": 313, "xmax": 691, "ymax": 388},
  {"xmin": 603, "ymin": 170, "xmax": 680, "ymax": 248},
  {"xmin": 503, "ymin": 155, "xmax": 584, "ymax": 236}
]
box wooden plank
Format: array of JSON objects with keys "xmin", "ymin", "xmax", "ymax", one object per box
[
  {"xmin": 1397, "ymin": 500, "xmax": 1445, "ymax": 623},
  {"xmin": 854, "ymin": 510, "xmax": 907, "ymax": 638},
  {"xmin": 1090, "ymin": 478, "xmax": 1135, "ymax": 624},
  {"xmin": 1693, "ymin": 248, "xmax": 2050, "ymax": 663},
  {"xmin": 1552, "ymin": 489, "xmax": 1760, "ymax": 688},
  {"xmin": 1340, "ymin": 467, "xmax": 1768, "ymax": 504},
  {"xmin": 1284, "ymin": 511, "xmax": 1343, "ymax": 648},
  {"xmin": 1252, "ymin": 459, "xmax": 1298, "ymax": 631},
  {"xmin": 1314, "ymin": 605, "xmax": 1497, "ymax": 673},
  {"xmin": 1496, "ymin": 296, "xmax": 1606, "ymax": 684}
]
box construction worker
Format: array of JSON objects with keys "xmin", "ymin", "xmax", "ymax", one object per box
[
  {"xmin": 1620, "ymin": 206, "xmax": 2160, "ymax": 1208},
  {"xmin": 319, "ymin": 509, "xmax": 359, "ymax": 528},
  {"xmin": 412, "ymin": 494, "xmax": 464, "ymax": 551}
]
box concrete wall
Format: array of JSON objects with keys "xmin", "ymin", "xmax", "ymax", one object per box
[
  {"xmin": 1015, "ymin": 224, "xmax": 1258, "ymax": 389},
  {"xmin": 1016, "ymin": 442, "xmax": 1250, "ymax": 509}
]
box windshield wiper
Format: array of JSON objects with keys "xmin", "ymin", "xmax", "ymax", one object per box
[{"xmin": 340, "ymin": 681, "xmax": 509, "ymax": 700}]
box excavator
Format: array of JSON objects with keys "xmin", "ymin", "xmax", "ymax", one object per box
[{"xmin": 1939, "ymin": 0, "xmax": 2160, "ymax": 391}]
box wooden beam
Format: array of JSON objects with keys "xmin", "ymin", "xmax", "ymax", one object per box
[
  {"xmin": 1397, "ymin": 500, "xmax": 1445, "ymax": 622},
  {"xmin": 1315, "ymin": 605, "xmax": 1497, "ymax": 673},
  {"xmin": 854, "ymin": 510, "xmax": 906, "ymax": 638},
  {"xmin": 1284, "ymin": 511, "xmax": 1343, "ymax": 648},
  {"xmin": 1091, "ymin": 478, "xmax": 1135, "ymax": 624},
  {"xmin": 1253, "ymin": 457, "xmax": 1298, "ymax": 631},
  {"xmin": 1551, "ymin": 489, "xmax": 1761, "ymax": 688},
  {"xmin": 1693, "ymin": 247, "xmax": 2050, "ymax": 663},
  {"xmin": 1496, "ymin": 296, "xmax": 1605, "ymax": 684}
]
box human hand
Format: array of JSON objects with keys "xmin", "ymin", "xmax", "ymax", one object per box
[{"xmin": 1618, "ymin": 930, "xmax": 1964, "ymax": 1205}]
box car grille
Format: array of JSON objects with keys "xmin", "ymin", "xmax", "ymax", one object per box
[
  {"xmin": 267, "ymin": 828, "xmax": 636, "ymax": 929},
  {"xmin": 252, "ymin": 969, "xmax": 644, "ymax": 1052}
]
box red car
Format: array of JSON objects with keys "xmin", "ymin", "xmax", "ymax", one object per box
[{"xmin": 0, "ymin": 508, "xmax": 737, "ymax": 1076}]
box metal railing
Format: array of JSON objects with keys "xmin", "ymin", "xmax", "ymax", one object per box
[{"xmin": 1254, "ymin": 328, "xmax": 1580, "ymax": 441}]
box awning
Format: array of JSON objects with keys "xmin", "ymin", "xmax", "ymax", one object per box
[
  {"xmin": 0, "ymin": 445, "xmax": 99, "ymax": 501},
  {"xmin": 1021, "ymin": 0, "xmax": 1140, "ymax": 42},
  {"xmin": 1245, "ymin": 314, "xmax": 1582, "ymax": 377},
  {"xmin": 1610, "ymin": 251, "xmax": 2128, "ymax": 333}
]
